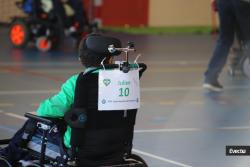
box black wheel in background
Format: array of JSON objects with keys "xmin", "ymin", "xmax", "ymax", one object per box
[{"xmin": 0, "ymin": 156, "xmax": 12, "ymax": 167}]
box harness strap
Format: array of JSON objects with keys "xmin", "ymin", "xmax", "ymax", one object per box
[{"xmin": 69, "ymin": 72, "xmax": 88, "ymax": 160}]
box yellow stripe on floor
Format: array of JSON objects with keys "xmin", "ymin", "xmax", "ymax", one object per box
[
  {"xmin": 0, "ymin": 103, "xmax": 14, "ymax": 107},
  {"xmin": 159, "ymin": 100, "xmax": 176, "ymax": 106}
]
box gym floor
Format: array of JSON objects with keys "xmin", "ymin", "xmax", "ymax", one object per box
[{"xmin": 1, "ymin": 26, "xmax": 250, "ymax": 167}]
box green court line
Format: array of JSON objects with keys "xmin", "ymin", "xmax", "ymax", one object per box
[{"xmin": 103, "ymin": 26, "xmax": 213, "ymax": 35}]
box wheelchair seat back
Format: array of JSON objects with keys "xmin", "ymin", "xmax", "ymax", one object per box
[
  {"xmin": 65, "ymin": 34, "xmax": 142, "ymax": 166},
  {"xmin": 71, "ymin": 72, "xmax": 137, "ymax": 166}
]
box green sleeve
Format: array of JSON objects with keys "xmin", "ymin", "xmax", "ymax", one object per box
[{"xmin": 36, "ymin": 74, "xmax": 79, "ymax": 117}]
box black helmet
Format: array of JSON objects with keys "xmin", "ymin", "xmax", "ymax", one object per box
[
  {"xmin": 79, "ymin": 34, "xmax": 121, "ymax": 56},
  {"xmin": 78, "ymin": 34, "xmax": 122, "ymax": 67}
]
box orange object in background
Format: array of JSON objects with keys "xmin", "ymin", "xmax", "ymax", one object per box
[
  {"xmin": 10, "ymin": 24, "xmax": 25, "ymax": 45},
  {"xmin": 84, "ymin": 0, "xmax": 149, "ymax": 27}
]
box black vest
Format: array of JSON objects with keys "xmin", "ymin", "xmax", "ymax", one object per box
[{"xmin": 72, "ymin": 72, "xmax": 137, "ymax": 166}]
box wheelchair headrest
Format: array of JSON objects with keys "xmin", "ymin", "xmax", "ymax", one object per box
[{"xmin": 85, "ymin": 34, "xmax": 122, "ymax": 56}]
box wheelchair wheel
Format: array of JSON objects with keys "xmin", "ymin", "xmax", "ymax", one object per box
[
  {"xmin": 126, "ymin": 154, "xmax": 148, "ymax": 167},
  {"xmin": 0, "ymin": 156, "xmax": 12, "ymax": 167},
  {"xmin": 9, "ymin": 19, "xmax": 30, "ymax": 48},
  {"xmin": 241, "ymin": 56, "xmax": 250, "ymax": 78},
  {"xmin": 36, "ymin": 37, "xmax": 52, "ymax": 52},
  {"xmin": 18, "ymin": 164, "xmax": 41, "ymax": 167},
  {"xmin": 228, "ymin": 47, "xmax": 244, "ymax": 77},
  {"xmin": 18, "ymin": 160, "xmax": 42, "ymax": 167}
]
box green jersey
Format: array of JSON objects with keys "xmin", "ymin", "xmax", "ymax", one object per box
[{"xmin": 36, "ymin": 74, "xmax": 78, "ymax": 148}]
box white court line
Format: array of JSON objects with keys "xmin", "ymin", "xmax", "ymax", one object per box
[
  {"xmin": 4, "ymin": 113, "xmax": 27, "ymax": 120},
  {"xmin": 134, "ymin": 128, "xmax": 200, "ymax": 133},
  {"xmin": 0, "ymin": 67, "xmax": 204, "ymax": 73},
  {"xmin": 0, "ymin": 110, "xmax": 25, "ymax": 133},
  {"xmin": 0, "ymin": 125, "xmax": 17, "ymax": 133},
  {"xmin": 3, "ymin": 111, "xmax": 250, "ymax": 134},
  {"xmin": 218, "ymin": 126, "xmax": 250, "ymax": 130},
  {"xmin": 132, "ymin": 149, "xmax": 192, "ymax": 167},
  {"xmin": 0, "ymin": 60, "xmax": 208, "ymax": 67},
  {"xmin": 0, "ymin": 103, "xmax": 14, "ymax": 107},
  {"xmin": 0, "ymin": 90, "xmax": 58, "ymax": 95},
  {"xmin": 1, "ymin": 85, "xmax": 250, "ymax": 96},
  {"xmin": 0, "ymin": 62, "xmax": 80, "ymax": 67},
  {"xmin": 141, "ymin": 85, "xmax": 250, "ymax": 92},
  {"xmin": 135, "ymin": 127, "xmax": 250, "ymax": 134}
]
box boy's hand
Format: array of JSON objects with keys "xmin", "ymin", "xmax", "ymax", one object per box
[{"xmin": 211, "ymin": 0, "xmax": 218, "ymax": 12}]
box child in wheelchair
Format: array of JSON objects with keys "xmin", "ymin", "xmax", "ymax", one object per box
[{"xmin": 0, "ymin": 34, "xmax": 147, "ymax": 167}]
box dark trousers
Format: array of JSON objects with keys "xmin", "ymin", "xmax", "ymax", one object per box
[
  {"xmin": 0, "ymin": 121, "xmax": 32, "ymax": 165},
  {"xmin": 69, "ymin": 0, "xmax": 89, "ymax": 27},
  {"xmin": 205, "ymin": 0, "xmax": 250, "ymax": 82}
]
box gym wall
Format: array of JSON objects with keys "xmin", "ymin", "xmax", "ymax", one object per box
[
  {"xmin": 149, "ymin": 0, "xmax": 212, "ymax": 27},
  {"xmin": 0, "ymin": 0, "xmax": 213, "ymax": 27},
  {"xmin": 86, "ymin": 0, "xmax": 213, "ymax": 27},
  {"xmin": 0, "ymin": 0, "xmax": 25, "ymax": 24}
]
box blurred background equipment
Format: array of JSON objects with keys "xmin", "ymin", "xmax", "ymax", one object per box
[
  {"xmin": 1, "ymin": 0, "xmax": 213, "ymax": 28},
  {"xmin": 228, "ymin": 35, "xmax": 250, "ymax": 78},
  {"xmin": 2, "ymin": 0, "xmax": 97, "ymax": 52}
]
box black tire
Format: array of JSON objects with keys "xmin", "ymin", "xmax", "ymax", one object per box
[
  {"xmin": 128, "ymin": 154, "xmax": 148, "ymax": 167},
  {"xmin": 241, "ymin": 56, "xmax": 250, "ymax": 78},
  {"xmin": 50, "ymin": 14, "xmax": 65, "ymax": 50},
  {"xmin": 0, "ymin": 156, "xmax": 12, "ymax": 167},
  {"xmin": 9, "ymin": 19, "xmax": 30, "ymax": 48},
  {"xmin": 50, "ymin": 34, "xmax": 62, "ymax": 50}
]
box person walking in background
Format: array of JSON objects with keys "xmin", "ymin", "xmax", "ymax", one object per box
[{"xmin": 203, "ymin": 0, "xmax": 250, "ymax": 92}]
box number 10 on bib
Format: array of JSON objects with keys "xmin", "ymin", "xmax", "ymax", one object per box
[{"xmin": 98, "ymin": 69, "xmax": 140, "ymax": 111}]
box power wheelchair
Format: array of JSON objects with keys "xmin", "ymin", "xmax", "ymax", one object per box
[
  {"xmin": 228, "ymin": 28, "xmax": 250, "ymax": 78},
  {"xmin": 9, "ymin": 0, "xmax": 97, "ymax": 52},
  {"xmin": 0, "ymin": 35, "xmax": 148, "ymax": 167}
]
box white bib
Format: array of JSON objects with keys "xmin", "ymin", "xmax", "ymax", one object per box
[{"xmin": 98, "ymin": 69, "xmax": 140, "ymax": 111}]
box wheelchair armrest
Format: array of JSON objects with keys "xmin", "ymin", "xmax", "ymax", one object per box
[{"xmin": 24, "ymin": 113, "xmax": 62, "ymax": 125}]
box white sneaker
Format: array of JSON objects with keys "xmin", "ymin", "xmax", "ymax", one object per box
[{"xmin": 203, "ymin": 81, "xmax": 223, "ymax": 92}]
